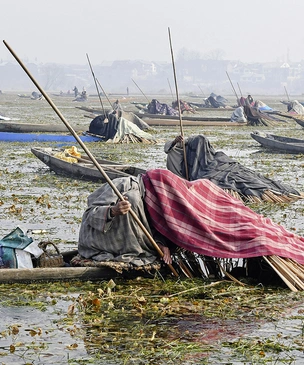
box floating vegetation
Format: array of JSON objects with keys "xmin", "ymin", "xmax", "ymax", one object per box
[
  {"xmin": 0, "ymin": 94, "xmax": 304, "ymax": 363},
  {"xmin": 1, "ymin": 278, "xmax": 304, "ymax": 364}
]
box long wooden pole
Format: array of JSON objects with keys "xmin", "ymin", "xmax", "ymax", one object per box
[
  {"xmin": 198, "ymin": 85, "xmax": 205, "ymax": 97},
  {"xmin": 131, "ymin": 78, "xmax": 150, "ymax": 103},
  {"xmin": 86, "ymin": 53, "xmax": 107, "ymax": 116},
  {"xmin": 96, "ymin": 78, "xmax": 113, "ymax": 109},
  {"xmin": 226, "ymin": 71, "xmax": 239, "ymax": 104},
  {"xmin": 167, "ymin": 78, "xmax": 174, "ymax": 100},
  {"xmin": 237, "ymin": 83, "xmax": 243, "ymax": 98},
  {"xmin": 284, "ymin": 86, "xmax": 290, "ymax": 102},
  {"xmin": 3, "ymin": 40, "xmax": 178, "ymax": 277},
  {"xmin": 168, "ymin": 27, "xmax": 189, "ymax": 180}
]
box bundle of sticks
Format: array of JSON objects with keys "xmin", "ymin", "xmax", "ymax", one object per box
[
  {"xmin": 172, "ymin": 249, "xmax": 304, "ymax": 291},
  {"xmin": 225, "ymin": 189, "xmax": 304, "ymax": 204},
  {"xmin": 110, "ymin": 134, "xmax": 157, "ymax": 144},
  {"xmin": 263, "ymin": 256, "xmax": 304, "ymax": 291}
]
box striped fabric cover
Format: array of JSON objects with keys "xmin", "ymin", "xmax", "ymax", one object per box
[{"xmin": 142, "ymin": 169, "xmax": 304, "ymax": 264}]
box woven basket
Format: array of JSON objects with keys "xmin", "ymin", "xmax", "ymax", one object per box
[{"xmin": 37, "ymin": 241, "xmax": 65, "ymax": 268}]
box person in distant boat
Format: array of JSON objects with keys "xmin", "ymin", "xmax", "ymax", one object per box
[
  {"xmin": 73, "ymin": 86, "xmax": 78, "ymax": 97},
  {"xmin": 287, "ymin": 100, "xmax": 304, "ymax": 115},
  {"xmin": 77, "ymin": 169, "xmax": 304, "ymax": 272},
  {"xmin": 112, "ymin": 99, "xmax": 122, "ymax": 112},
  {"xmin": 246, "ymin": 95, "xmax": 254, "ymax": 106},
  {"xmin": 80, "ymin": 89, "xmax": 87, "ymax": 101}
]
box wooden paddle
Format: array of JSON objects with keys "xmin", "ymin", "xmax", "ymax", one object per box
[{"xmin": 3, "ymin": 40, "xmax": 178, "ymax": 277}]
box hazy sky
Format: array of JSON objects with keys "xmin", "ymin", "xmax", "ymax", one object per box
[{"xmin": 2, "ymin": 0, "xmax": 304, "ymax": 65}]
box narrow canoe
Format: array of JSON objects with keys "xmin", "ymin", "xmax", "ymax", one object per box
[
  {"xmin": 251, "ymin": 131, "xmax": 304, "ymax": 154},
  {"xmin": 31, "ymin": 146, "xmax": 146, "ymax": 182},
  {"xmin": 134, "ymin": 112, "xmax": 232, "ymax": 122},
  {"xmin": 134, "ymin": 103, "xmax": 235, "ymax": 113},
  {"xmin": 0, "ymin": 121, "xmax": 84, "ymax": 133},
  {"xmin": 293, "ymin": 117, "xmax": 304, "ymax": 128},
  {"xmin": 83, "ymin": 113, "xmax": 245, "ymax": 127},
  {"xmin": 141, "ymin": 118, "xmax": 246, "ymax": 127},
  {"xmin": 0, "ymin": 250, "xmax": 163, "ymax": 283},
  {"xmin": 0, "ymin": 131, "xmax": 103, "ymax": 143}
]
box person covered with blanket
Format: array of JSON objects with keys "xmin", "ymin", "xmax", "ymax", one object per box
[
  {"xmin": 78, "ymin": 174, "xmax": 173, "ymax": 267},
  {"xmin": 164, "ymin": 134, "xmax": 302, "ymax": 201},
  {"xmin": 78, "ymin": 169, "xmax": 304, "ymax": 268}
]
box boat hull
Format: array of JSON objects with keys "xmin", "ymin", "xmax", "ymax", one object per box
[
  {"xmin": 251, "ymin": 132, "xmax": 304, "ymax": 153},
  {"xmin": 0, "ymin": 122, "xmax": 84, "ymax": 133},
  {"xmin": 31, "ymin": 147, "xmax": 146, "ymax": 182},
  {"xmin": 0, "ymin": 132, "xmax": 103, "ymax": 143},
  {"xmin": 293, "ymin": 117, "xmax": 304, "ymax": 128}
]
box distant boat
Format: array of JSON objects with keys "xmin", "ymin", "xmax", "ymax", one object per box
[
  {"xmin": 0, "ymin": 115, "xmax": 11, "ymax": 121},
  {"xmin": 0, "ymin": 131, "xmax": 103, "ymax": 143},
  {"xmin": 52, "ymin": 92, "xmax": 74, "ymax": 97},
  {"xmin": 292, "ymin": 116, "xmax": 304, "ymax": 128},
  {"xmin": 0, "ymin": 121, "xmax": 84, "ymax": 133},
  {"xmin": 77, "ymin": 106, "xmax": 244, "ymax": 127},
  {"xmin": 250, "ymin": 131, "xmax": 304, "ymax": 154}
]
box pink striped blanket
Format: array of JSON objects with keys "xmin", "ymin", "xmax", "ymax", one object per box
[{"xmin": 142, "ymin": 169, "xmax": 304, "ymax": 264}]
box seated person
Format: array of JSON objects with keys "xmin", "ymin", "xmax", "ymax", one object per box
[
  {"xmin": 164, "ymin": 135, "xmax": 186, "ymax": 178},
  {"xmin": 78, "ymin": 174, "xmax": 172, "ymax": 266},
  {"xmin": 78, "ymin": 169, "xmax": 304, "ymax": 269},
  {"xmin": 164, "ymin": 134, "xmax": 301, "ymax": 202}
]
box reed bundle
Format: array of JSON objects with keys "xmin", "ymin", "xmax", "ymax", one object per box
[
  {"xmin": 172, "ymin": 249, "xmax": 304, "ymax": 292},
  {"xmin": 263, "ymin": 256, "xmax": 304, "ymax": 291},
  {"xmin": 108, "ymin": 134, "xmax": 157, "ymax": 144},
  {"xmin": 224, "ymin": 189, "xmax": 304, "ymax": 204}
]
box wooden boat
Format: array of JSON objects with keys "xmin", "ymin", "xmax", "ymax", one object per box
[
  {"xmin": 79, "ymin": 107, "xmax": 245, "ymax": 127},
  {"xmin": 52, "ymin": 93, "xmax": 75, "ymax": 97},
  {"xmin": 82, "ymin": 112, "xmax": 245, "ymax": 127},
  {"xmin": 139, "ymin": 117, "xmax": 245, "ymax": 127},
  {"xmin": 0, "ymin": 131, "xmax": 103, "ymax": 143},
  {"xmin": 293, "ymin": 117, "xmax": 304, "ymax": 128},
  {"xmin": 75, "ymin": 105, "xmax": 111, "ymax": 114},
  {"xmin": 31, "ymin": 146, "xmax": 146, "ymax": 182},
  {"xmin": 250, "ymin": 131, "xmax": 304, "ymax": 153},
  {"xmin": 0, "ymin": 250, "xmax": 163, "ymax": 283},
  {"xmin": 134, "ymin": 112, "xmax": 232, "ymax": 122},
  {"xmin": 17, "ymin": 93, "xmax": 31, "ymax": 98},
  {"xmin": 134, "ymin": 103, "xmax": 234, "ymax": 113},
  {"xmin": 0, "ymin": 121, "xmax": 84, "ymax": 133},
  {"xmin": 0, "ymin": 115, "xmax": 11, "ymax": 121}
]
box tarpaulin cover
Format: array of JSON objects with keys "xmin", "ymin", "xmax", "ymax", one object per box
[
  {"xmin": 0, "ymin": 227, "xmax": 33, "ymax": 268},
  {"xmin": 183, "ymin": 135, "xmax": 300, "ymax": 198},
  {"xmin": 143, "ymin": 169, "xmax": 304, "ymax": 264}
]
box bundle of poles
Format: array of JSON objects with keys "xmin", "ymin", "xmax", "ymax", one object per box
[{"xmin": 226, "ymin": 188, "xmax": 304, "ymax": 204}]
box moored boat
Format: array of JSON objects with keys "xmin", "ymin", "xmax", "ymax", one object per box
[
  {"xmin": 31, "ymin": 146, "xmax": 146, "ymax": 182},
  {"xmin": 293, "ymin": 116, "xmax": 304, "ymax": 128},
  {"xmin": 251, "ymin": 131, "xmax": 304, "ymax": 154},
  {"xmin": 0, "ymin": 121, "xmax": 84, "ymax": 133},
  {"xmin": 0, "ymin": 131, "xmax": 103, "ymax": 143},
  {"xmin": 139, "ymin": 117, "xmax": 245, "ymax": 127},
  {"xmin": 0, "ymin": 249, "xmax": 165, "ymax": 283}
]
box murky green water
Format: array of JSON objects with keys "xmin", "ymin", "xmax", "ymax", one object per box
[{"xmin": 0, "ymin": 92, "xmax": 304, "ymax": 364}]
